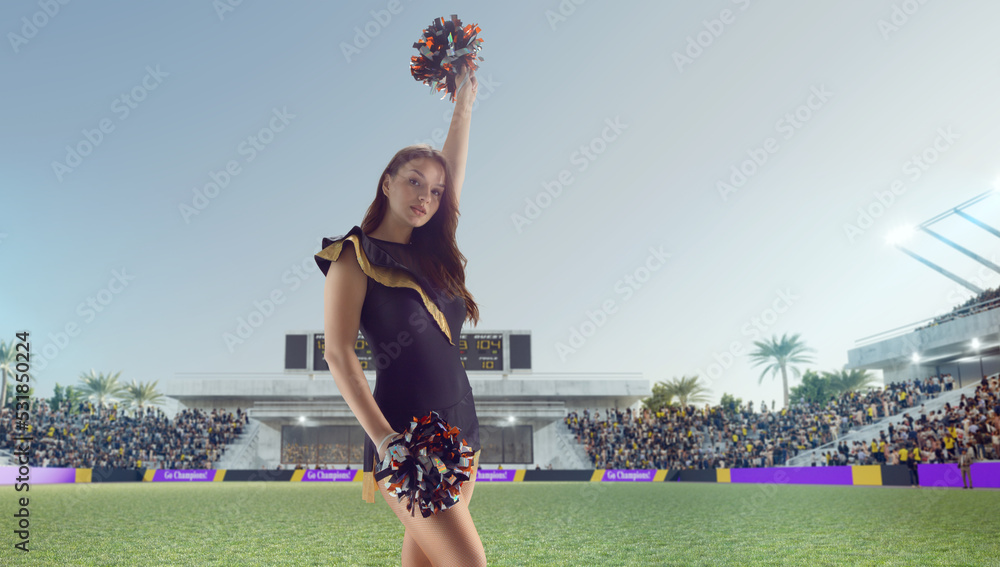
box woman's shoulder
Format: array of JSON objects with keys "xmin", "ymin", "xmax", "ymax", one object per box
[
  {"xmin": 319, "ymin": 225, "xmax": 365, "ymax": 250},
  {"xmin": 315, "ymin": 226, "xmax": 365, "ymax": 277},
  {"xmin": 314, "ymin": 225, "xmax": 426, "ymax": 285}
]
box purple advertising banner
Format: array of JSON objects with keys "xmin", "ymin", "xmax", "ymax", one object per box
[
  {"xmin": 301, "ymin": 470, "xmax": 357, "ymax": 482},
  {"xmin": 475, "ymin": 469, "xmax": 516, "ymax": 482},
  {"xmin": 730, "ymin": 466, "xmax": 853, "ymax": 485},
  {"xmin": 919, "ymin": 463, "xmax": 1000, "ymax": 488},
  {"xmin": 602, "ymin": 469, "xmax": 656, "ymax": 482},
  {"xmin": 0, "ymin": 466, "xmax": 76, "ymax": 485},
  {"xmin": 152, "ymin": 469, "xmax": 218, "ymax": 482}
]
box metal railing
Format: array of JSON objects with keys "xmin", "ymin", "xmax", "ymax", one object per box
[{"xmin": 855, "ymin": 294, "xmax": 1000, "ymax": 347}]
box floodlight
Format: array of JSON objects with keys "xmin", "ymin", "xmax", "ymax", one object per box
[{"xmin": 886, "ymin": 225, "xmax": 915, "ymax": 246}]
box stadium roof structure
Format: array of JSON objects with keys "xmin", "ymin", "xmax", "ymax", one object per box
[
  {"xmin": 886, "ymin": 188, "xmax": 999, "ymax": 293},
  {"xmin": 848, "ymin": 188, "xmax": 1000, "ymax": 385},
  {"xmin": 847, "ymin": 306, "xmax": 1000, "ymax": 385}
]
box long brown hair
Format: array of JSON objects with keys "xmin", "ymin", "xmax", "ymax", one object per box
[{"xmin": 361, "ymin": 144, "xmax": 480, "ymax": 326}]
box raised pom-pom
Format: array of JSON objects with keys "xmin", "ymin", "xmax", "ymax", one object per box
[
  {"xmin": 410, "ymin": 14, "xmax": 484, "ymax": 102},
  {"xmin": 374, "ymin": 411, "xmax": 475, "ymax": 517}
]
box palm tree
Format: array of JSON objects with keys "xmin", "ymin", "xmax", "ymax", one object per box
[
  {"xmin": 0, "ymin": 340, "xmax": 16, "ymax": 410},
  {"xmin": 643, "ymin": 375, "xmax": 711, "ymax": 410},
  {"xmin": 668, "ymin": 375, "xmax": 712, "ymax": 406},
  {"xmin": 748, "ymin": 333, "xmax": 816, "ymax": 409},
  {"xmin": 65, "ymin": 385, "xmax": 87, "ymax": 409},
  {"xmin": 78, "ymin": 369, "xmax": 126, "ymax": 412},
  {"xmin": 824, "ymin": 367, "xmax": 877, "ymax": 397},
  {"xmin": 120, "ymin": 379, "xmax": 166, "ymax": 410}
]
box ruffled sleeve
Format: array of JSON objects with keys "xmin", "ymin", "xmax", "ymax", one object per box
[{"xmin": 314, "ymin": 226, "xmax": 455, "ymax": 346}]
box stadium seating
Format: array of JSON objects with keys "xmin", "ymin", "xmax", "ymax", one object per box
[
  {"xmin": 0, "ymin": 402, "xmax": 247, "ymax": 469},
  {"xmin": 565, "ymin": 374, "xmax": 998, "ymax": 470}
]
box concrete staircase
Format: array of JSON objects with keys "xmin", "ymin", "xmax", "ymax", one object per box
[
  {"xmin": 540, "ymin": 420, "xmax": 592, "ymax": 470},
  {"xmin": 213, "ymin": 419, "xmax": 262, "ymax": 470}
]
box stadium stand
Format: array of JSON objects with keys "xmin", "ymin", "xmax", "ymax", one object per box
[
  {"xmin": 0, "ymin": 402, "xmax": 247, "ymax": 469},
  {"xmin": 809, "ymin": 375, "xmax": 1000, "ymax": 467},
  {"xmin": 565, "ymin": 373, "xmax": 996, "ymax": 470}
]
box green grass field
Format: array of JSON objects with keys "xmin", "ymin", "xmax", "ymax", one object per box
[{"xmin": 2, "ymin": 482, "xmax": 998, "ymax": 566}]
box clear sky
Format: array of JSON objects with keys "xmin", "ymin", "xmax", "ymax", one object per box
[{"xmin": 3, "ymin": 1, "xmax": 1000, "ymax": 408}]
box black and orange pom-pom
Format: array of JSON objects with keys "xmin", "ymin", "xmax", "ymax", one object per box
[
  {"xmin": 410, "ymin": 14, "xmax": 484, "ymax": 102},
  {"xmin": 373, "ymin": 411, "xmax": 475, "ymax": 517}
]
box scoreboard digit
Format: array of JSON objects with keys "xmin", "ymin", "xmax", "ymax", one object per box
[{"xmin": 460, "ymin": 333, "xmax": 503, "ymax": 371}]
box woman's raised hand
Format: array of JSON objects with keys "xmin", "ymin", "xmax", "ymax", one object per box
[{"xmin": 454, "ymin": 66, "xmax": 478, "ymax": 108}]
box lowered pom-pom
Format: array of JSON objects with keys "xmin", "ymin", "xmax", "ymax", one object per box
[
  {"xmin": 410, "ymin": 14, "xmax": 484, "ymax": 102},
  {"xmin": 374, "ymin": 411, "xmax": 475, "ymax": 517}
]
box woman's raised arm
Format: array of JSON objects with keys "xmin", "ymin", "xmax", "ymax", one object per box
[{"xmin": 441, "ymin": 66, "xmax": 478, "ymax": 209}]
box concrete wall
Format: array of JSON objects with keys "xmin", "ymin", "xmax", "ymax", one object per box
[
  {"xmin": 848, "ymin": 309, "xmax": 1000, "ymax": 370},
  {"xmin": 878, "ymin": 354, "xmax": 999, "ymax": 386}
]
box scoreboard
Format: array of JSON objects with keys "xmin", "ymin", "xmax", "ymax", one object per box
[{"xmin": 285, "ymin": 330, "xmax": 531, "ymax": 374}]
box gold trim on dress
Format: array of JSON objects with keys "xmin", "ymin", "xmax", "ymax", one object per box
[
  {"xmin": 317, "ymin": 234, "xmax": 454, "ymax": 346},
  {"xmin": 363, "ymin": 468, "xmax": 376, "ymax": 503}
]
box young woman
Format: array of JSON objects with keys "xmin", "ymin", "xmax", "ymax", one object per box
[{"xmin": 316, "ymin": 68, "xmax": 486, "ymax": 566}]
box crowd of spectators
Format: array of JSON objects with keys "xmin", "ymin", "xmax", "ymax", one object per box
[
  {"xmin": 0, "ymin": 400, "xmax": 247, "ymax": 469},
  {"xmin": 820, "ymin": 375, "xmax": 1000, "ymax": 467},
  {"xmin": 918, "ymin": 286, "xmax": 1000, "ymax": 330},
  {"xmin": 565, "ymin": 374, "xmax": 970, "ymax": 471},
  {"xmin": 280, "ymin": 442, "xmax": 359, "ymax": 466}
]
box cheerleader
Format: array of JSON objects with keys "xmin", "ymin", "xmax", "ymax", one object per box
[{"xmin": 317, "ymin": 67, "xmax": 485, "ymax": 566}]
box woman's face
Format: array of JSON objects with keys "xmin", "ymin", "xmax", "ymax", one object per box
[{"xmin": 382, "ymin": 157, "xmax": 446, "ymax": 229}]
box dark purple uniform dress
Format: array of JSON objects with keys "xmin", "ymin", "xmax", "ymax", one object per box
[{"xmin": 314, "ymin": 226, "xmax": 479, "ymax": 500}]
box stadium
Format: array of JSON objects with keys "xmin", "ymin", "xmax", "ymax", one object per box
[
  {"xmin": 4, "ymin": 3, "xmax": 1000, "ymax": 566},
  {"xmin": 4, "ymin": 198, "xmax": 1000, "ymax": 563}
]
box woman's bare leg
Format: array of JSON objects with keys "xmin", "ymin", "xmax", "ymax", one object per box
[
  {"xmin": 401, "ymin": 529, "xmax": 432, "ymax": 567},
  {"xmin": 380, "ymin": 468, "xmax": 485, "ymax": 567}
]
